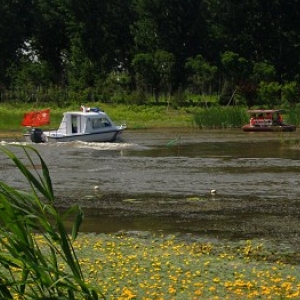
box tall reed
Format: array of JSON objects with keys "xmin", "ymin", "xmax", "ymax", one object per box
[
  {"xmin": 193, "ymin": 107, "xmax": 249, "ymax": 128},
  {"xmin": 0, "ymin": 145, "xmax": 101, "ymax": 299},
  {"xmin": 286, "ymin": 107, "xmax": 300, "ymax": 126}
]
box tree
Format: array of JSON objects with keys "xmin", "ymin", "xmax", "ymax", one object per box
[
  {"xmin": 282, "ymin": 81, "xmax": 300, "ymax": 108},
  {"xmin": 0, "ymin": 0, "xmax": 35, "ymax": 87},
  {"xmin": 185, "ymin": 54, "xmax": 217, "ymax": 95},
  {"xmin": 132, "ymin": 0, "xmax": 209, "ymax": 91},
  {"xmin": 257, "ymin": 81, "xmax": 281, "ymax": 107},
  {"xmin": 132, "ymin": 50, "xmax": 175, "ymax": 102},
  {"xmin": 66, "ymin": 0, "xmax": 135, "ymax": 88},
  {"xmin": 30, "ymin": 0, "xmax": 70, "ymax": 85},
  {"xmin": 220, "ymin": 51, "xmax": 252, "ymax": 104},
  {"xmin": 208, "ymin": 0, "xmax": 300, "ymax": 82},
  {"xmin": 252, "ymin": 61, "xmax": 276, "ymax": 83}
]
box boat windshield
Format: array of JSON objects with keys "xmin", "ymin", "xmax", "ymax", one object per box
[{"xmin": 91, "ymin": 118, "xmax": 112, "ymax": 129}]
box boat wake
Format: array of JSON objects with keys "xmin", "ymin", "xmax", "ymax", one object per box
[
  {"xmin": 71, "ymin": 141, "xmax": 144, "ymax": 150},
  {"xmin": 0, "ymin": 139, "xmax": 148, "ymax": 151},
  {"xmin": 0, "ymin": 141, "xmax": 28, "ymax": 146}
]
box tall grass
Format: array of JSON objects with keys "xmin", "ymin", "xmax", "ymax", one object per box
[
  {"xmin": 193, "ymin": 107, "xmax": 249, "ymax": 128},
  {"xmin": 0, "ymin": 145, "xmax": 101, "ymax": 299},
  {"xmin": 286, "ymin": 107, "xmax": 300, "ymax": 126}
]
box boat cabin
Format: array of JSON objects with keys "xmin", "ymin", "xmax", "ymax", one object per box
[
  {"xmin": 57, "ymin": 106, "xmax": 113, "ymax": 135},
  {"xmin": 56, "ymin": 109, "xmax": 113, "ymax": 135},
  {"xmin": 247, "ymin": 109, "xmax": 283, "ymax": 127}
]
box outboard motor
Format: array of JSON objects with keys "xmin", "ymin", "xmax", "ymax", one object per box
[{"xmin": 30, "ymin": 128, "xmax": 44, "ymax": 143}]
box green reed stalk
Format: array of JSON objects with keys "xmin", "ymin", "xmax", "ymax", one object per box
[
  {"xmin": 286, "ymin": 107, "xmax": 300, "ymax": 126},
  {"xmin": 0, "ymin": 145, "xmax": 102, "ymax": 299},
  {"xmin": 193, "ymin": 107, "xmax": 249, "ymax": 128}
]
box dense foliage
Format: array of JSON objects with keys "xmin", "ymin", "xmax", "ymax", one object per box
[{"xmin": 1, "ymin": 0, "xmax": 300, "ymax": 107}]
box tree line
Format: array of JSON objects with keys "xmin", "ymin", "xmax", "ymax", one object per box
[{"xmin": 1, "ymin": 0, "xmax": 300, "ymax": 107}]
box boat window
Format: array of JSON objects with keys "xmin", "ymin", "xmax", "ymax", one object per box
[
  {"xmin": 266, "ymin": 112, "xmax": 272, "ymax": 119},
  {"xmin": 258, "ymin": 113, "xmax": 264, "ymax": 119},
  {"xmin": 91, "ymin": 118, "xmax": 111, "ymax": 129},
  {"xmin": 71, "ymin": 115, "xmax": 78, "ymax": 133}
]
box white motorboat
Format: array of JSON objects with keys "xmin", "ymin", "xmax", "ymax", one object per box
[{"xmin": 23, "ymin": 106, "xmax": 126, "ymax": 143}]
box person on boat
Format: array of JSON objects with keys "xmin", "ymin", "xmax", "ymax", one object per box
[
  {"xmin": 266, "ymin": 112, "xmax": 272, "ymax": 119},
  {"xmin": 273, "ymin": 113, "xmax": 283, "ymax": 125},
  {"xmin": 250, "ymin": 117, "xmax": 255, "ymax": 126}
]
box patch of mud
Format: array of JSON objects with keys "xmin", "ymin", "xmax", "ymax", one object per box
[{"xmin": 56, "ymin": 191, "xmax": 300, "ymax": 248}]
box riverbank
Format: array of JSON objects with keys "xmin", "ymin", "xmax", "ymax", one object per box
[{"xmin": 0, "ymin": 103, "xmax": 194, "ymax": 132}]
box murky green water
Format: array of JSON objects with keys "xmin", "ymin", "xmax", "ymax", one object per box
[{"xmin": 1, "ymin": 128, "xmax": 300, "ymax": 243}]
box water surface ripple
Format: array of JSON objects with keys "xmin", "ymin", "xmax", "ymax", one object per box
[{"xmin": 1, "ymin": 129, "xmax": 300, "ymax": 242}]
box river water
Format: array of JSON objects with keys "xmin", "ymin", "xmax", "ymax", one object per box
[{"xmin": 1, "ymin": 128, "xmax": 300, "ymax": 243}]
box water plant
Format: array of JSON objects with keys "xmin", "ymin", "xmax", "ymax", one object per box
[
  {"xmin": 1, "ymin": 145, "xmax": 300, "ymax": 299},
  {"xmin": 193, "ymin": 106, "xmax": 249, "ymax": 128},
  {"xmin": 0, "ymin": 145, "xmax": 101, "ymax": 299}
]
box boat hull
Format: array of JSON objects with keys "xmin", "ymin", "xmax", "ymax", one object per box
[
  {"xmin": 24, "ymin": 127, "xmax": 125, "ymax": 143},
  {"xmin": 242, "ymin": 125, "xmax": 296, "ymax": 132}
]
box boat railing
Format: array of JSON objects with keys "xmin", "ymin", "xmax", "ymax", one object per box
[{"xmin": 250, "ymin": 118, "xmax": 273, "ymax": 127}]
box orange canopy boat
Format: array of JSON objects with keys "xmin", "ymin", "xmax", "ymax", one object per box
[{"xmin": 242, "ymin": 109, "xmax": 296, "ymax": 132}]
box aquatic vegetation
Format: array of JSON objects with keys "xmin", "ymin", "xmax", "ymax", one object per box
[
  {"xmin": 70, "ymin": 233, "xmax": 300, "ymax": 299},
  {"xmin": 1, "ymin": 231, "xmax": 300, "ymax": 299},
  {"xmin": 194, "ymin": 107, "xmax": 249, "ymax": 128},
  {"xmin": 1, "ymin": 145, "xmax": 300, "ymax": 299}
]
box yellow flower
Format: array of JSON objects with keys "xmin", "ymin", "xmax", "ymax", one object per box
[
  {"xmin": 209, "ymin": 286, "xmax": 216, "ymax": 292},
  {"xmin": 168, "ymin": 286, "xmax": 176, "ymax": 294},
  {"xmin": 120, "ymin": 287, "xmax": 136, "ymax": 299}
]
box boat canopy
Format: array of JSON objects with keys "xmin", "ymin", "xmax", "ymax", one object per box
[{"xmin": 247, "ymin": 109, "xmax": 284, "ymax": 115}]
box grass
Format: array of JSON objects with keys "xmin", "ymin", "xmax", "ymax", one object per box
[
  {"xmin": 0, "ymin": 103, "xmax": 194, "ymax": 134},
  {"xmin": 1, "ymin": 102, "xmax": 300, "ymax": 135},
  {"xmin": 193, "ymin": 106, "xmax": 249, "ymax": 128},
  {"xmin": 1, "ymin": 145, "xmax": 300, "ymax": 299}
]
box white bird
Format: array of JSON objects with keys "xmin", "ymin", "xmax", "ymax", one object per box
[
  {"xmin": 94, "ymin": 185, "xmax": 99, "ymax": 190},
  {"xmin": 210, "ymin": 189, "xmax": 216, "ymax": 195}
]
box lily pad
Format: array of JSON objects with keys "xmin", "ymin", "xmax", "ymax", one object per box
[
  {"xmin": 186, "ymin": 197, "xmax": 205, "ymax": 201},
  {"xmin": 123, "ymin": 198, "xmax": 142, "ymax": 203}
]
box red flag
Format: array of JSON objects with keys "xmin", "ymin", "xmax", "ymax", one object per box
[{"xmin": 21, "ymin": 109, "xmax": 50, "ymax": 127}]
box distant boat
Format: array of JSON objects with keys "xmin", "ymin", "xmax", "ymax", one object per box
[
  {"xmin": 23, "ymin": 106, "xmax": 126, "ymax": 143},
  {"xmin": 242, "ymin": 109, "xmax": 296, "ymax": 132}
]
